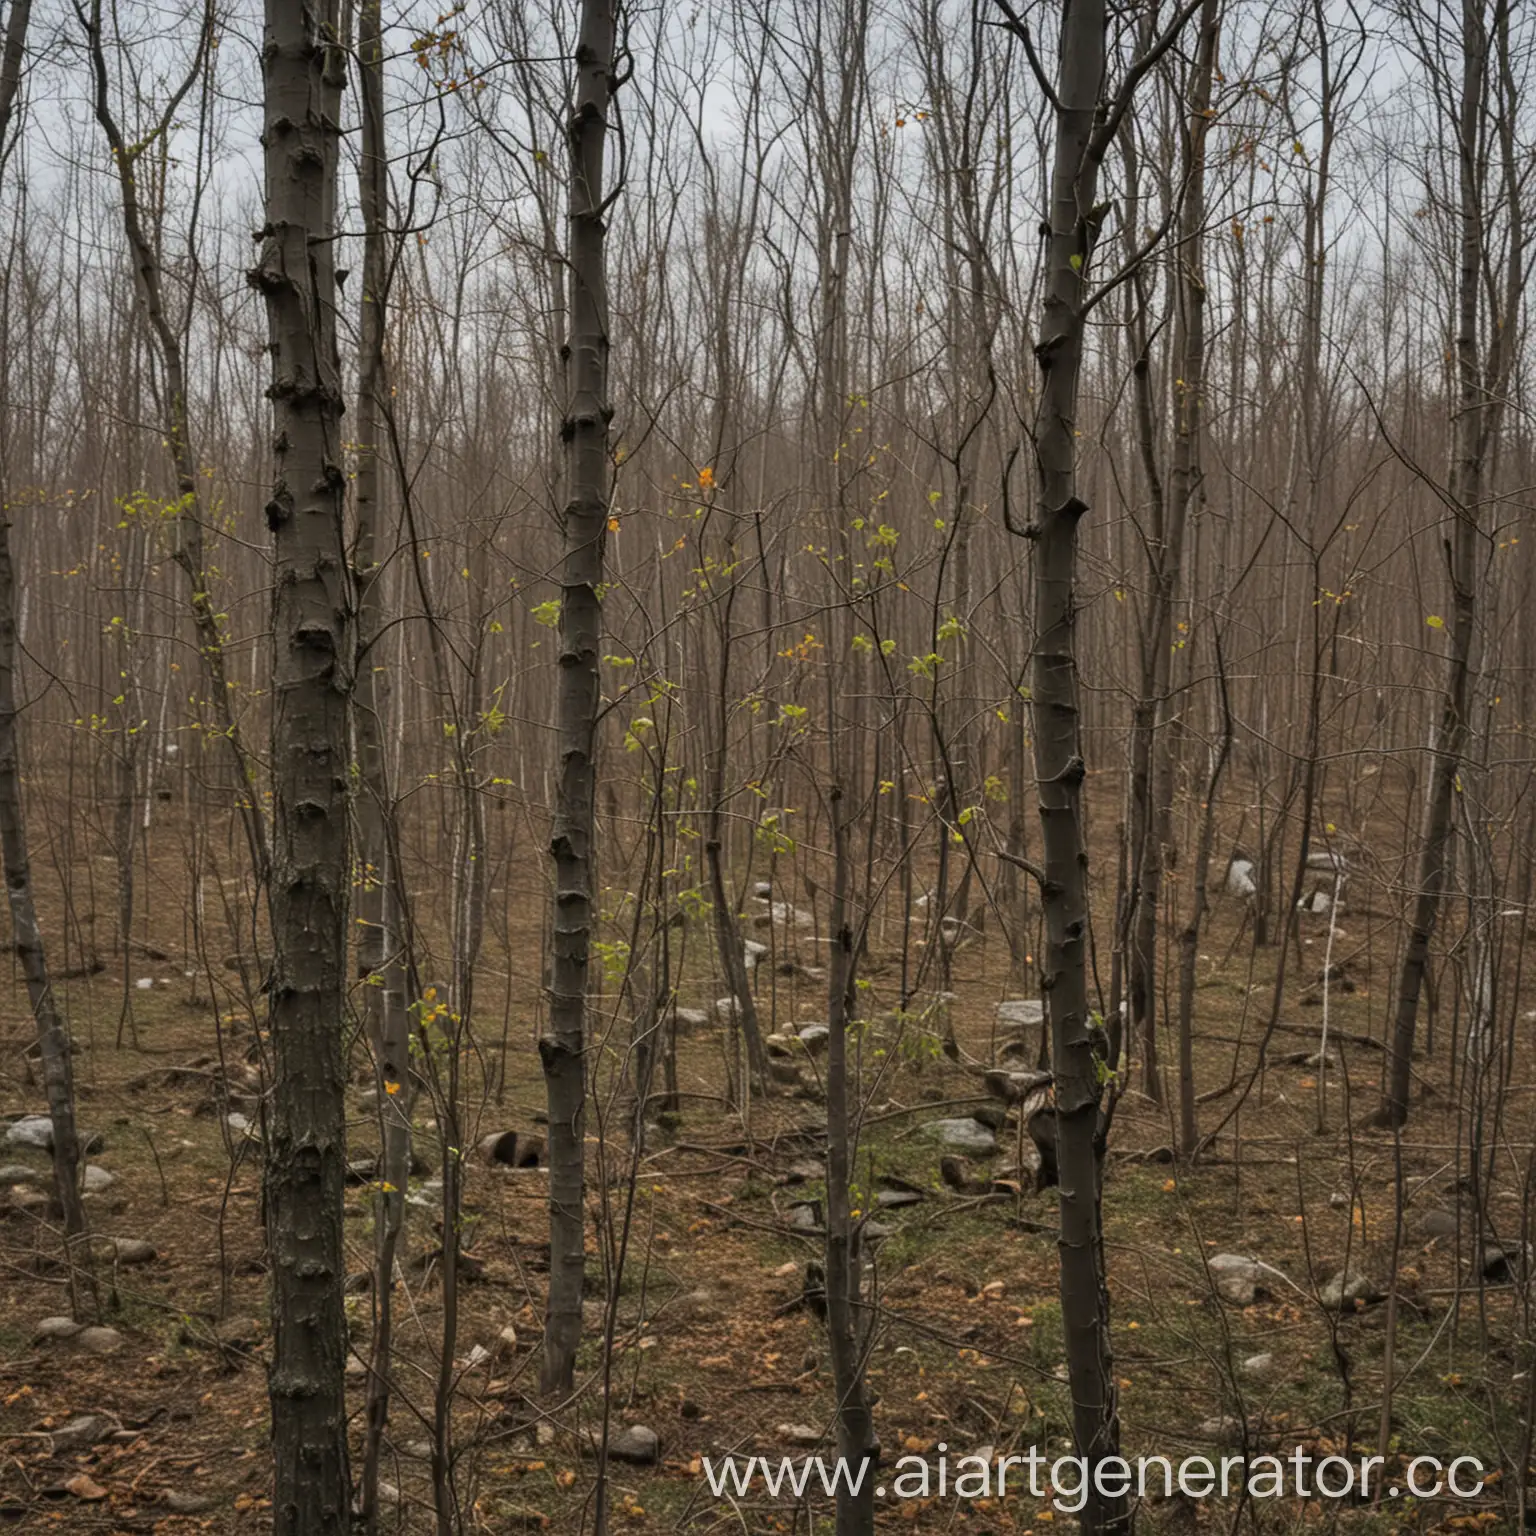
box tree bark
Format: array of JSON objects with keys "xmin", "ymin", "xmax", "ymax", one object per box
[
  {"xmin": 250, "ymin": 0, "xmax": 353, "ymax": 1526},
  {"xmin": 1027, "ymin": 0, "xmax": 1126, "ymax": 1527},
  {"xmin": 540, "ymin": 0, "xmax": 616, "ymax": 1398},
  {"xmin": 1383, "ymin": 0, "xmax": 1513, "ymax": 1126}
]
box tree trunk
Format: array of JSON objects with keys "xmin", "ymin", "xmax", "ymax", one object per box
[
  {"xmin": 540, "ymin": 0, "xmax": 616, "ymax": 1398},
  {"xmin": 1383, "ymin": 0, "xmax": 1506, "ymax": 1127},
  {"xmin": 351, "ymin": 0, "xmax": 412, "ymax": 1523},
  {"xmin": 0, "ymin": 521, "xmax": 86, "ymax": 1244},
  {"xmin": 1027, "ymin": 0, "xmax": 1126, "ymax": 1527},
  {"xmin": 250, "ymin": 0, "xmax": 353, "ymax": 1526}
]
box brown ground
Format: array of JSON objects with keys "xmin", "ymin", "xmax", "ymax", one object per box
[{"xmin": 0, "ymin": 793, "xmax": 1529, "ymax": 1535}]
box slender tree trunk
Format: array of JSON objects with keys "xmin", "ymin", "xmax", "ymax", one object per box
[
  {"xmin": 0, "ymin": 522, "xmax": 86, "ymax": 1243},
  {"xmin": 1026, "ymin": 0, "xmax": 1126, "ymax": 1527},
  {"xmin": 351, "ymin": 0, "xmax": 411, "ymax": 1522},
  {"xmin": 250, "ymin": 0, "xmax": 353, "ymax": 1526},
  {"xmin": 1383, "ymin": 0, "xmax": 1505, "ymax": 1126},
  {"xmin": 540, "ymin": 0, "xmax": 617, "ymax": 1397},
  {"xmin": 824, "ymin": 783, "xmax": 875, "ymax": 1536}
]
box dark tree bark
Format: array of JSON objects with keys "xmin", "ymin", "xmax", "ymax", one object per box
[
  {"xmin": 0, "ymin": 0, "xmax": 87, "ymax": 1250},
  {"xmin": 540, "ymin": 0, "xmax": 617, "ymax": 1398},
  {"xmin": 1383, "ymin": 0, "xmax": 1520, "ymax": 1126},
  {"xmin": 351, "ymin": 0, "xmax": 411, "ymax": 1524},
  {"xmin": 1008, "ymin": 0, "xmax": 1204, "ymax": 1525},
  {"xmin": 249, "ymin": 0, "xmax": 353, "ymax": 1527},
  {"xmin": 0, "ymin": 521, "xmax": 86, "ymax": 1244}
]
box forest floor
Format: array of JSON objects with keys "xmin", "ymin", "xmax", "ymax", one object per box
[{"xmin": 0, "ymin": 800, "xmax": 1530, "ymax": 1534}]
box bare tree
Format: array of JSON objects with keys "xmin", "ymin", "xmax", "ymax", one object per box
[
  {"xmin": 249, "ymin": 0, "xmax": 354, "ymax": 1525},
  {"xmin": 541, "ymin": 0, "xmax": 619, "ymax": 1399}
]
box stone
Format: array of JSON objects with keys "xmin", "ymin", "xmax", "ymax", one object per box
[
  {"xmin": 923, "ymin": 1118, "xmax": 998, "ymax": 1155},
  {"xmin": 1320, "ymin": 1266, "xmax": 1383, "ymax": 1309},
  {"xmin": 50, "ymin": 1415, "xmax": 114, "ymax": 1454},
  {"xmin": 795, "ymin": 1023, "xmax": 830, "ymax": 1054},
  {"xmin": 1206, "ymin": 1254, "xmax": 1262, "ymax": 1306},
  {"xmin": 996, "ymin": 1000, "xmax": 1044, "ymax": 1029},
  {"xmin": 742, "ymin": 940, "xmax": 769, "ymax": 970},
  {"xmin": 778, "ymin": 1423, "xmax": 821, "ymax": 1447},
  {"xmin": 34, "ymin": 1317, "xmax": 83, "ymax": 1341},
  {"xmin": 82, "ymin": 1165, "xmax": 114, "ymax": 1193},
  {"xmin": 0, "ymin": 1164, "xmax": 36, "ymax": 1186},
  {"xmin": 1198, "ymin": 1415, "xmax": 1247, "ymax": 1445},
  {"xmin": 790, "ymin": 1201, "xmax": 823, "ymax": 1233},
  {"xmin": 1419, "ymin": 1208, "xmax": 1460, "ymax": 1240},
  {"xmin": 492, "ymin": 1325, "xmax": 519, "ymax": 1362},
  {"xmin": 105, "ymin": 1237, "xmax": 157, "ymax": 1265},
  {"xmin": 5, "ymin": 1117, "xmax": 54, "ymax": 1150},
  {"xmin": 714, "ymin": 995, "xmax": 740, "ymax": 1021},
  {"xmin": 74, "ymin": 1326, "xmax": 124, "ymax": 1355},
  {"xmin": 163, "ymin": 1492, "xmax": 215, "ymax": 1514},
  {"xmin": 877, "ymin": 1189, "xmax": 923, "ymax": 1209},
  {"xmin": 1242, "ymin": 1353, "xmax": 1274, "ymax": 1376},
  {"xmin": 607, "ymin": 1425, "xmax": 660, "ymax": 1465},
  {"xmin": 673, "ymin": 1008, "xmax": 710, "ymax": 1032}
]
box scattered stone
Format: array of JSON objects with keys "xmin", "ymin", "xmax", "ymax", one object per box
[
  {"xmin": 1198, "ymin": 1415, "xmax": 1247, "ymax": 1445},
  {"xmin": 492, "ymin": 1325, "xmax": 519, "ymax": 1363},
  {"xmin": 74, "ymin": 1326, "xmax": 124, "ymax": 1356},
  {"xmin": 163, "ymin": 1491, "xmax": 215, "ymax": 1514},
  {"xmin": 1329, "ymin": 1192, "xmax": 1348, "ymax": 1209},
  {"xmin": 82, "ymin": 1165, "xmax": 114, "ymax": 1193},
  {"xmin": 790, "ymin": 1201, "xmax": 823, "ymax": 1233},
  {"xmin": 1242, "ymin": 1353, "xmax": 1274, "ymax": 1376},
  {"xmin": 34, "ymin": 1317, "xmax": 83, "ymax": 1341},
  {"xmin": 0, "ymin": 1164, "xmax": 36, "ymax": 1186},
  {"xmin": 996, "ymin": 1000, "xmax": 1044, "ymax": 1029},
  {"xmin": 1477, "ymin": 1243, "xmax": 1530, "ymax": 1283},
  {"xmin": 478, "ymin": 1131, "xmax": 544, "ymax": 1169},
  {"xmin": 765, "ymin": 1034, "xmax": 796, "ymax": 1058},
  {"xmin": 714, "ymin": 995, "xmax": 740, "ymax": 1022},
  {"xmin": 1320, "ymin": 1266, "xmax": 1383, "ymax": 1309},
  {"xmin": 103, "ymin": 1237, "xmax": 157, "ymax": 1265},
  {"xmin": 50, "ymin": 1415, "xmax": 115, "ymax": 1454},
  {"xmin": 607, "ymin": 1425, "xmax": 660, "ymax": 1465},
  {"xmin": 768, "ymin": 1059, "xmax": 807, "ymax": 1087},
  {"xmin": 778, "ymin": 1423, "xmax": 822, "ymax": 1448},
  {"xmin": 795, "ymin": 1023, "xmax": 830, "ymax": 1054},
  {"xmin": 535, "ymin": 1421, "xmax": 557, "ymax": 1446},
  {"xmin": 742, "ymin": 940, "xmax": 769, "ymax": 970},
  {"xmin": 1206, "ymin": 1254, "xmax": 1262, "ymax": 1306},
  {"xmin": 345, "ymin": 1356, "xmax": 368, "ymax": 1379},
  {"xmin": 673, "ymin": 1008, "xmax": 710, "ymax": 1032},
  {"xmin": 876, "ymin": 1189, "xmax": 924, "ymax": 1209},
  {"xmin": 460, "ymin": 1344, "xmax": 492, "ymax": 1370},
  {"xmin": 1419, "ymin": 1208, "xmax": 1460, "ymax": 1240},
  {"xmin": 5, "ymin": 1117, "xmax": 69, "ymax": 1151},
  {"xmin": 924, "ymin": 1118, "xmax": 997, "ymax": 1155}
]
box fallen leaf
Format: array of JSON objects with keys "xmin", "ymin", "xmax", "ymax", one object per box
[{"xmin": 65, "ymin": 1474, "xmax": 108, "ymax": 1501}]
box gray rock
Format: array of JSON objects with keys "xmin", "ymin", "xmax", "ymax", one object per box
[
  {"xmin": 163, "ymin": 1492, "xmax": 215, "ymax": 1514},
  {"xmin": 0, "ymin": 1164, "xmax": 36, "ymax": 1186},
  {"xmin": 1419, "ymin": 1208, "xmax": 1460, "ymax": 1240},
  {"xmin": 1319, "ymin": 1266, "xmax": 1382, "ymax": 1309},
  {"xmin": 673, "ymin": 1008, "xmax": 710, "ymax": 1032},
  {"xmin": 1198, "ymin": 1415, "xmax": 1247, "ymax": 1445},
  {"xmin": 1206, "ymin": 1254, "xmax": 1261, "ymax": 1306},
  {"xmin": 104, "ymin": 1237, "xmax": 157, "ymax": 1265},
  {"xmin": 795, "ymin": 1023, "xmax": 830, "ymax": 1054},
  {"xmin": 4, "ymin": 1117, "xmax": 101, "ymax": 1153},
  {"xmin": 923, "ymin": 1118, "xmax": 998, "ymax": 1155},
  {"xmin": 34, "ymin": 1317, "xmax": 83, "ymax": 1341},
  {"xmin": 608, "ymin": 1425, "xmax": 660, "ymax": 1465},
  {"xmin": 1242, "ymin": 1353, "xmax": 1274, "ymax": 1376},
  {"xmin": 5, "ymin": 1117, "xmax": 54, "ymax": 1150},
  {"xmin": 876, "ymin": 1189, "xmax": 923, "ymax": 1209},
  {"xmin": 778, "ymin": 1423, "xmax": 822, "ymax": 1448},
  {"xmin": 996, "ymin": 1000, "xmax": 1044, "ymax": 1029},
  {"xmin": 82, "ymin": 1165, "xmax": 114, "ymax": 1193},
  {"xmin": 790, "ymin": 1201, "xmax": 823, "ymax": 1233},
  {"xmin": 50, "ymin": 1415, "xmax": 114, "ymax": 1454},
  {"xmin": 74, "ymin": 1327, "xmax": 124, "ymax": 1355}
]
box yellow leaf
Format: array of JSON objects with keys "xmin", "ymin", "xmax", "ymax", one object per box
[{"xmin": 1426, "ymin": 614, "xmax": 1444, "ymax": 628}]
